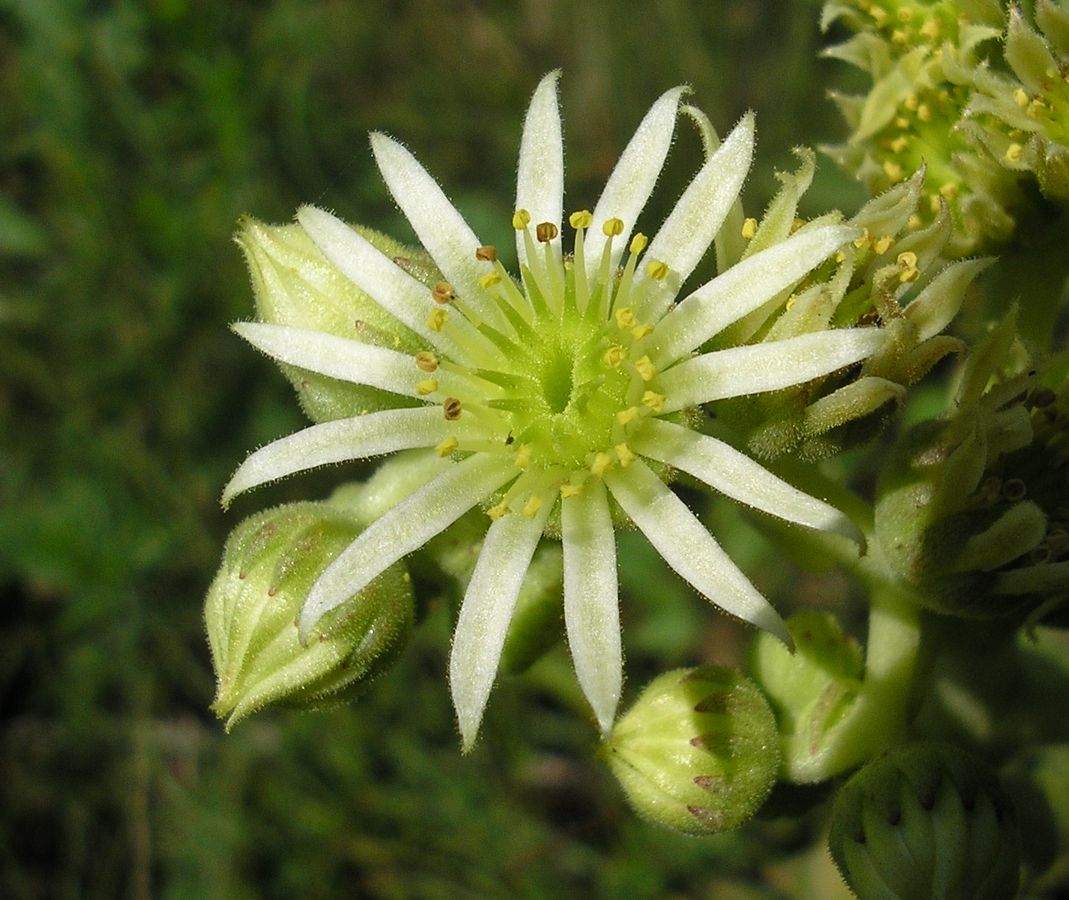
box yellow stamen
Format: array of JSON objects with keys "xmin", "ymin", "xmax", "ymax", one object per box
[
  {"xmin": 443, "ymin": 397, "xmax": 462, "ymax": 420},
  {"xmin": 896, "ymin": 7, "xmax": 912, "ymax": 22},
  {"xmin": 916, "ymin": 104, "xmax": 931, "ymax": 122},
  {"xmin": 615, "ymin": 307, "xmax": 636, "ymax": 330},
  {"xmin": 890, "ymin": 136, "xmax": 909, "ymax": 153},
  {"xmin": 741, "ymin": 217, "xmax": 758, "ymax": 240},
  {"xmin": 536, "ymin": 222, "xmax": 558, "ymax": 243},
  {"xmin": 853, "ymin": 227, "xmax": 871, "ymax": 249},
  {"xmin": 432, "ymin": 282, "xmax": 454, "ymax": 304},
  {"xmin": 919, "ymin": 18, "xmax": 939, "ymax": 40},
  {"xmin": 1005, "ymin": 142, "xmax": 1023, "ymax": 163},
  {"xmin": 603, "ymin": 344, "xmax": 626, "ymax": 368},
  {"xmin": 513, "ymin": 209, "xmax": 532, "ymax": 229},
  {"xmin": 883, "ymin": 160, "xmax": 903, "ymax": 181},
  {"xmin": 522, "ymin": 495, "xmax": 542, "ymax": 518},
  {"xmin": 514, "ymin": 444, "xmax": 531, "ymax": 470},
  {"xmin": 416, "ymin": 379, "xmax": 438, "ymax": 396},
  {"xmin": 436, "ymin": 436, "xmax": 458, "ymax": 457},
  {"xmin": 634, "ymin": 356, "xmax": 656, "ymax": 382},
  {"xmin": 646, "ymin": 259, "xmax": 669, "ymax": 281},
  {"xmin": 1014, "ymin": 88, "xmax": 1029, "ymax": 108},
  {"xmin": 896, "ymin": 250, "xmax": 919, "ymax": 283},
  {"xmin": 559, "ymin": 481, "xmax": 583, "ymax": 498},
  {"xmin": 428, "ymin": 308, "xmax": 448, "ymax": 331},
  {"xmin": 590, "ymin": 452, "xmax": 613, "ymax": 477},
  {"xmin": 631, "ymin": 323, "xmax": 654, "ymax": 339},
  {"xmin": 488, "ymin": 502, "xmax": 510, "ymax": 520},
  {"xmin": 873, "ymin": 235, "xmax": 894, "ymax": 255},
  {"xmin": 616, "ymin": 407, "xmax": 640, "ymax": 425},
  {"xmin": 615, "ymin": 443, "xmax": 635, "ymax": 467},
  {"xmin": 602, "ymin": 217, "xmax": 624, "ymax": 237},
  {"xmin": 569, "ymin": 209, "xmax": 593, "ymax": 229},
  {"xmin": 415, "ymin": 351, "xmax": 439, "ymax": 373},
  {"xmin": 629, "ymin": 233, "xmax": 648, "ymax": 254},
  {"xmin": 641, "ymin": 390, "xmax": 665, "ymax": 412},
  {"xmin": 475, "ymin": 245, "xmax": 497, "ymax": 262},
  {"xmin": 479, "ymin": 271, "xmax": 501, "ymax": 289}
]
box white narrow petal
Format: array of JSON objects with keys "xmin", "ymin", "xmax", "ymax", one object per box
[
  {"xmin": 561, "ymin": 479, "xmax": 621, "ymax": 734},
  {"xmin": 234, "ymin": 321, "xmax": 422, "ymax": 397},
  {"xmin": 636, "ymin": 112, "xmax": 756, "ymax": 322},
  {"xmin": 450, "ymin": 495, "xmax": 554, "ymax": 751},
  {"xmin": 297, "ymin": 205, "xmax": 465, "ymax": 357},
  {"xmin": 603, "ymin": 460, "xmax": 788, "ymax": 643},
  {"xmin": 300, "ymin": 454, "xmax": 517, "ymax": 635},
  {"xmin": 585, "ymin": 86, "xmax": 687, "ymax": 279},
  {"xmin": 370, "ymin": 132, "xmax": 504, "ymax": 329},
  {"xmin": 631, "ymin": 419, "xmax": 860, "ymax": 541},
  {"xmin": 649, "ymin": 224, "xmax": 858, "ymax": 365},
  {"xmin": 222, "ymin": 407, "xmax": 451, "ymax": 506},
  {"xmin": 657, "ymin": 327, "xmax": 885, "ymax": 412},
  {"xmin": 515, "ymin": 71, "xmax": 564, "ymax": 268}
]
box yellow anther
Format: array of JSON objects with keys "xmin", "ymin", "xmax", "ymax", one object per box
[
  {"xmin": 634, "ymin": 355, "xmax": 657, "ymax": 382},
  {"xmin": 641, "ymin": 390, "xmax": 665, "ymax": 412},
  {"xmin": 853, "ymin": 227, "xmax": 871, "ymax": 249},
  {"xmin": 522, "ymin": 495, "xmax": 542, "ymax": 518},
  {"xmin": 785, "ymin": 293, "xmax": 797, "ymax": 311},
  {"xmin": 416, "ymin": 378, "xmax": 439, "ymax": 396},
  {"xmin": 559, "ymin": 481, "xmax": 583, "ymax": 498},
  {"xmin": 428, "ymin": 308, "xmax": 449, "ymax": 331},
  {"xmin": 488, "ymin": 502, "xmax": 510, "ymax": 521},
  {"xmin": 432, "ymin": 282, "xmax": 455, "ymax": 304},
  {"xmin": 436, "ymin": 436, "xmax": 458, "ymax": 457},
  {"xmin": 891, "ymin": 28, "xmax": 908, "ymax": 44},
  {"xmin": 929, "ymin": 193, "xmax": 942, "ymax": 214},
  {"xmin": 894, "ymin": 116, "xmax": 910, "ymax": 129},
  {"xmin": 602, "ymin": 217, "xmax": 625, "ymax": 237},
  {"xmin": 890, "ymin": 135, "xmax": 909, "ymax": 153},
  {"xmin": 536, "ymin": 222, "xmax": 559, "ymax": 243},
  {"xmin": 569, "ymin": 209, "xmax": 593, "ymax": 229},
  {"xmin": 883, "ymin": 160, "xmax": 903, "ymax": 181},
  {"xmin": 513, "ymin": 209, "xmax": 532, "ymax": 229},
  {"xmin": 475, "ymin": 245, "xmax": 498, "ymax": 262},
  {"xmin": 873, "ymin": 235, "xmax": 895, "ymax": 255},
  {"xmin": 479, "ymin": 271, "xmax": 502, "ymax": 289},
  {"xmin": 1006, "ymin": 142, "xmax": 1023, "ymax": 163},
  {"xmin": 896, "ymin": 7, "xmax": 912, "ymax": 22},
  {"xmin": 615, "ymin": 307, "xmax": 637, "ymax": 330},
  {"xmin": 1014, "ymin": 88, "xmax": 1030, "ymax": 108},
  {"xmin": 904, "ymin": 94, "xmax": 918, "ymax": 111},
  {"xmin": 590, "ymin": 452, "xmax": 613, "ymax": 477},
  {"xmin": 741, "ymin": 217, "xmax": 758, "ymax": 240},
  {"xmin": 1027, "ymin": 98, "xmax": 1047, "ymax": 118},
  {"xmin": 916, "ymin": 104, "xmax": 931, "ymax": 122},
  {"xmin": 616, "ymin": 406, "xmax": 641, "ymax": 425},
  {"xmin": 646, "ymin": 259, "xmax": 669, "ymax": 281},
  {"xmin": 939, "ymin": 182, "xmax": 959, "ymax": 199},
  {"xmin": 443, "ymin": 397, "xmax": 462, "ymax": 420},
  {"xmin": 792, "ymin": 217, "xmax": 805, "ymax": 233},
  {"xmin": 514, "ymin": 444, "xmax": 532, "ymax": 470},
  {"xmin": 897, "ymin": 250, "xmax": 919, "ymax": 283},
  {"xmin": 615, "ymin": 443, "xmax": 635, "ymax": 468},
  {"xmin": 629, "ymin": 232, "xmax": 648, "ymax": 254},
  {"xmin": 603, "ymin": 345, "xmax": 626, "ymax": 368},
  {"xmin": 415, "ymin": 351, "xmax": 439, "ymax": 373},
  {"xmin": 919, "ymin": 18, "xmax": 939, "ymax": 40},
  {"xmin": 870, "ymin": 6, "xmax": 888, "ymax": 25},
  {"xmin": 908, "ymin": 214, "xmax": 922, "ymax": 229},
  {"xmin": 835, "ymin": 251, "xmax": 846, "ymax": 264},
  {"xmin": 631, "ymin": 323, "xmax": 654, "ymax": 339}
]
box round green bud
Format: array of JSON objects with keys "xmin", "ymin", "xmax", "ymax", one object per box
[
  {"xmin": 829, "ymin": 743, "xmax": 1020, "ymax": 900},
  {"xmin": 601, "ymin": 666, "xmax": 780, "ymax": 835},
  {"xmin": 205, "ymin": 501, "xmax": 413, "ymax": 730}
]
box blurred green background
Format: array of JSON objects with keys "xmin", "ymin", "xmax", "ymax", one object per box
[{"xmin": 0, "ymin": 1, "xmax": 874, "ymax": 897}]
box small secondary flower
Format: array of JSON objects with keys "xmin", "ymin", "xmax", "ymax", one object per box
[{"xmin": 225, "ymin": 72, "xmax": 879, "ymax": 748}]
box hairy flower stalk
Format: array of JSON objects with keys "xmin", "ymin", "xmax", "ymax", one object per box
[{"xmin": 225, "ymin": 72, "xmax": 883, "ymax": 748}]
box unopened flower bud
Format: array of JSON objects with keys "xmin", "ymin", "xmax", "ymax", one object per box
[
  {"xmin": 829, "ymin": 743, "xmax": 1019, "ymax": 900},
  {"xmin": 234, "ymin": 217, "xmax": 428, "ymax": 422},
  {"xmin": 750, "ymin": 611, "xmax": 865, "ymax": 783},
  {"xmin": 601, "ymin": 666, "xmax": 780, "ymax": 835},
  {"xmin": 205, "ymin": 502, "xmax": 413, "ymax": 729}
]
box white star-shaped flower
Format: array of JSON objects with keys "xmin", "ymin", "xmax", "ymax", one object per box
[{"xmin": 225, "ymin": 72, "xmax": 879, "ymax": 748}]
